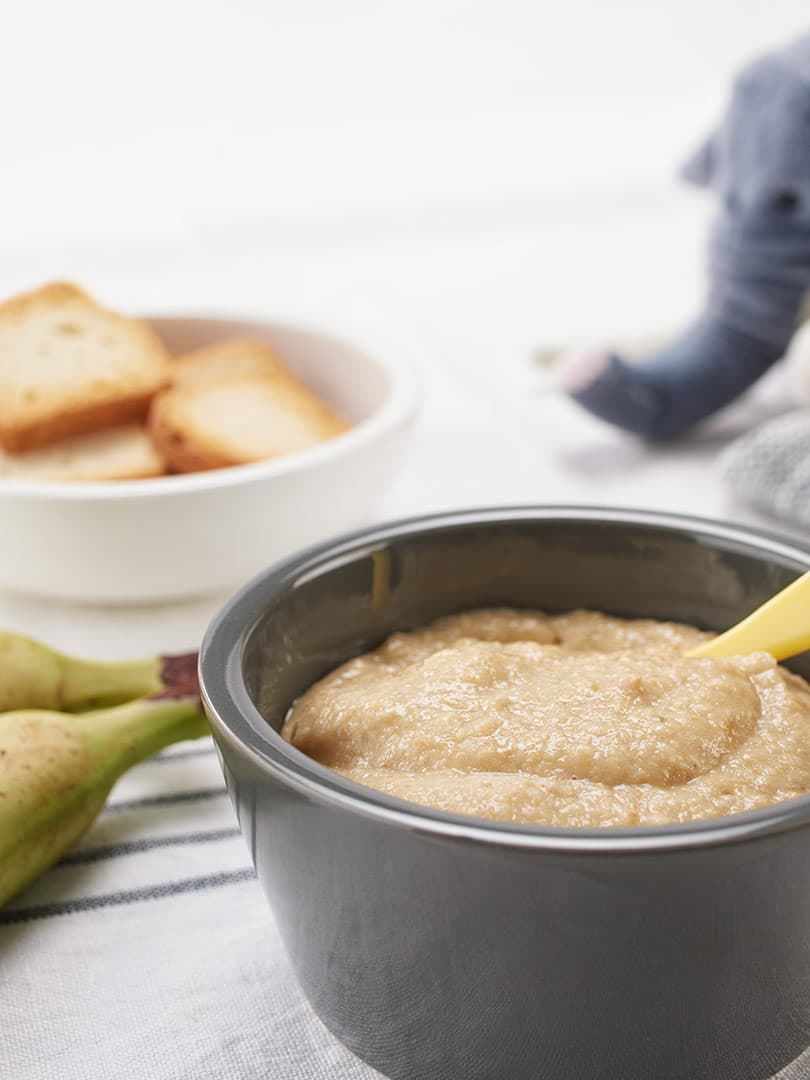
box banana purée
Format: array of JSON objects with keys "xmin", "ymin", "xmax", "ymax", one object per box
[{"xmin": 282, "ymin": 609, "xmax": 810, "ymax": 828}]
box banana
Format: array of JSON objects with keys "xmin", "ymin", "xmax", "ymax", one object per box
[
  {"xmin": 0, "ymin": 696, "xmax": 209, "ymax": 907},
  {"xmin": 0, "ymin": 631, "xmax": 195, "ymax": 713}
]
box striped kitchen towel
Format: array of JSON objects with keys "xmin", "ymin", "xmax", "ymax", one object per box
[
  {"xmin": 0, "ymin": 737, "xmax": 382, "ymax": 1080},
  {"xmin": 1, "ymin": 738, "xmax": 809, "ymax": 1079}
]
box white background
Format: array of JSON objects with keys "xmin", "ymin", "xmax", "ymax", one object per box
[
  {"xmin": 3, "ymin": 0, "xmax": 808, "ymax": 345},
  {"xmin": 1, "ymin": 1, "xmax": 809, "ymax": 652},
  {"xmin": 3, "ymin": 1, "xmax": 809, "ymax": 240}
]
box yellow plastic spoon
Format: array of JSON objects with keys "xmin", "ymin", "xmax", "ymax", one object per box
[{"xmin": 685, "ymin": 569, "xmax": 810, "ymax": 661}]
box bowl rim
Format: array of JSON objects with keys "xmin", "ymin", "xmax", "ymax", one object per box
[
  {"xmin": 0, "ymin": 309, "xmax": 421, "ymax": 501},
  {"xmin": 200, "ymin": 505, "xmax": 810, "ymax": 855}
]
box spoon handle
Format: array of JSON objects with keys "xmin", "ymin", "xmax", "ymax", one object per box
[{"xmin": 685, "ymin": 569, "xmax": 810, "ymax": 661}]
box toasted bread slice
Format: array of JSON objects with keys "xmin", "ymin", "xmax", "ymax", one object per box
[
  {"xmin": 0, "ymin": 425, "xmax": 166, "ymax": 482},
  {"xmin": 169, "ymin": 338, "xmax": 288, "ymax": 387},
  {"xmin": 148, "ymin": 373, "xmax": 348, "ymax": 472},
  {"xmin": 0, "ymin": 282, "xmax": 170, "ymax": 452}
]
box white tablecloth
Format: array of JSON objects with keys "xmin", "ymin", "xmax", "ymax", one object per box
[{"xmin": 0, "ymin": 740, "xmax": 386, "ymax": 1079}]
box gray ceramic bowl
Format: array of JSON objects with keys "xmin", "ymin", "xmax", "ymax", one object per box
[{"xmin": 200, "ymin": 507, "xmax": 810, "ymax": 1080}]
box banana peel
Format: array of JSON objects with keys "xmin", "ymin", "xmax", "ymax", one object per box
[
  {"xmin": 0, "ymin": 695, "xmax": 209, "ymax": 908},
  {"xmin": 0, "ymin": 629, "xmax": 196, "ymax": 713},
  {"xmin": 0, "ymin": 632, "xmax": 208, "ymax": 909}
]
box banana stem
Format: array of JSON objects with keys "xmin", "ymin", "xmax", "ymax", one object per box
[
  {"xmin": 62, "ymin": 655, "xmax": 163, "ymax": 711},
  {"xmin": 0, "ymin": 630, "xmax": 199, "ymax": 714},
  {"xmin": 79, "ymin": 696, "xmax": 210, "ymax": 767}
]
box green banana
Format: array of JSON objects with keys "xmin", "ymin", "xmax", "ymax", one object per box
[
  {"xmin": 0, "ymin": 630, "xmax": 195, "ymax": 713},
  {"xmin": 0, "ymin": 695, "xmax": 209, "ymax": 908}
]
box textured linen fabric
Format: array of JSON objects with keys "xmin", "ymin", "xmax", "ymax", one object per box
[
  {"xmin": 724, "ymin": 408, "xmax": 810, "ymax": 526},
  {"xmin": 0, "ymin": 739, "xmax": 382, "ymax": 1080},
  {"xmin": 1, "ymin": 737, "xmax": 810, "ymax": 1079}
]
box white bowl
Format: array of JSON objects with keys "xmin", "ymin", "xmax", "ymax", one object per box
[{"xmin": 0, "ymin": 313, "xmax": 420, "ymax": 603}]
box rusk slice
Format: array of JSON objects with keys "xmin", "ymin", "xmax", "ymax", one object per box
[
  {"xmin": 0, "ymin": 282, "xmax": 170, "ymax": 451},
  {"xmin": 149, "ymin": 372, "xmax": 348, "ymax": 472},
  {"xmin": 0, "ymin": 425, "xmax": 166, "ymax": 482},
  {"xmin": 169, "ymin": 338, "xmax": 288, "ymax": 387}
]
